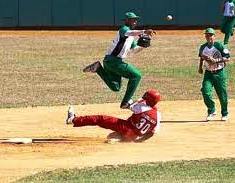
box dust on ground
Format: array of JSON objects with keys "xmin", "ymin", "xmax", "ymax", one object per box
[{"xmin": 0, "ymin": 100, "xmax": 234, "ymax": 182}]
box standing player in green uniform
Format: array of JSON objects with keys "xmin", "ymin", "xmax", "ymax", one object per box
[
  {"xmin": 221, "ymin": 0, "xmax": 235, "ymax": 45},
  {"xmin": 198, "ymin": 28, "xmax": 230, "ymax": 121},
  {"xmin": 83, "ymin": 12, "xmax": 155, "ymax": 109}
]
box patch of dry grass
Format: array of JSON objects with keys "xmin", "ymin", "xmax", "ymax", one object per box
[{"xmin": 0, "ymin": 31, "xmax": 234, "ymax": 108}]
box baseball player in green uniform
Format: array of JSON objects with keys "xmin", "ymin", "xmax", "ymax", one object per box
[
  {"xmin": 83, "ymin": 12, "xmax": 155, "ymax": 109},
  {"xmin": 198, "ymin": 28, "xmax": 230, "ymax": 121},
  {"xmin": 221, "ymin": 0, "xmax": 235, "ymax": 45}
]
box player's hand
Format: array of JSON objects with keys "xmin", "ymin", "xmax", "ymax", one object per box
[
  {"xmin": 198, "ymin": 68, "xmax": 203, "ymax": 74},
  {"xmin": 144, "ymin": 29, "xmax": 156, "ymax": 37}
]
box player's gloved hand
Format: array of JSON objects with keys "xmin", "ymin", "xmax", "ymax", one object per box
[{"xmin": 137, "ymin": 35, "xmax": 151, "ymax": 48}]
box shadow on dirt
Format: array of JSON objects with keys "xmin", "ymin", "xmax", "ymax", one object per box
[{"xmin": 161, "ymin": 120, "xmax": 224, "ymax": 123}]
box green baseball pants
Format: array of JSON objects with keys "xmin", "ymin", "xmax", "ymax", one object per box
[
  {"xmin": 96, "ymin": 55, "xmax": 141, "ymax": 104},
  {"xmin": 201, "ymin": 69, "xmax": 228, "ymax": 116},
  {"xmin": 221, "ymin": 16, "xmax": 235, "ymax": 45}
]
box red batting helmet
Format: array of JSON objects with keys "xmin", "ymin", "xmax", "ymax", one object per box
[{"xmin": 142, "ymin": 89, "xmax": 161, "ymax": 107}]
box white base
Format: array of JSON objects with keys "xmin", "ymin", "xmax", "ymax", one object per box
[{"xmin": 2, "ymin": 138, "xmax": 33, "ymax": 144}]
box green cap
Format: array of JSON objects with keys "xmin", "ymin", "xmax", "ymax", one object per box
[
  {"xmin": 204, "ymin": 28, "xmax": 215, "ymax": 35},
  {"xmin": 124, "ymin": 12, "xmax": 140, "ymax": 19}
]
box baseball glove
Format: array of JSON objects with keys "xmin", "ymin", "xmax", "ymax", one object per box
[{"xmin": 137, "ymin": 35, "xmax": 151, "ymax": 48}]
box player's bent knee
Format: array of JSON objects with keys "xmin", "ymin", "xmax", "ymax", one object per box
[
  {"xmin": 201, "ymin": 89, "xmax": 211, "ymax": 98},
  {"xmin": 109, "ymin": 82, "xmax": 121, "ymax": 92}
]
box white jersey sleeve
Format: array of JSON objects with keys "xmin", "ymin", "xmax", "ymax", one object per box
[
  {"xmin": 129, "ymin": 99, "xmax": 152, "ymax": 114},
  {"xmin": 124, "ymin": 30, "xmax": 145, "ymax": 37},
  {"xmin": 106, "ymin": 25, "xmax": 137, "ymax": 59}
]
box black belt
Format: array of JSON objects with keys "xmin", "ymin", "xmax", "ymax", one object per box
[{"xmin": 206, "ymin": 68, "xmax": 223, "ymax": 74}]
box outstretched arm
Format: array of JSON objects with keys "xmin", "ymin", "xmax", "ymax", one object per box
[
  {"xmin": 198, "ymin": 57, "xmax": 204, "ymax": 74},
  {"xmin": 125, "ymin": 29, "xmax": 156, "ymax": 37}
]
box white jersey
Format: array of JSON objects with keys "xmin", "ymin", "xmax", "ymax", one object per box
[
  {"xmin": 224, "ymin": 1, "xmax": 235, "ymax": 17},
  {"xmin": 106, "ymin": 25, "xmax": 137, "ymax": 59},
  {"xmin": 199, "ymin": 42, "xmax": 229, "ymax": 72},
  {"xmin": 202, "ymin": 46, "xmax": 224, "ymax": 71}
]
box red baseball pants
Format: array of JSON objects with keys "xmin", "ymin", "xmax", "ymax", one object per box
[{"xmin": 72, "ymin": 115, "xmax": 137, "ymax": 141}]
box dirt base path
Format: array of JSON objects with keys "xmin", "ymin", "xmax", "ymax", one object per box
[{"xmin": 0, "ymin": 100, "xmax": 235, "ymax": 182}]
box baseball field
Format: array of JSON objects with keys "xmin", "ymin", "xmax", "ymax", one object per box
[{"xmin": 0, "ymin": 30, "xmax": 235, "ymax": 182}]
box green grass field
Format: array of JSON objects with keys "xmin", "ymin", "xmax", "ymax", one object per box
[
  {"xmin": 1, "ymin": 31, "xmax": 235, "ymax": 108},
  {"xmin": 16, "ymin": 158, "xmax": 235, "ymax": 183}
]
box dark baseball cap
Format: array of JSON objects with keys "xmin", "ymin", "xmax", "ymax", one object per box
[
  {"xmin": 124, "ymin": 12, "xmax": 140, "ymax": 19},
  {"xmin": 204, "ymin": 28, "xmax": 215, "ymax": 35}
]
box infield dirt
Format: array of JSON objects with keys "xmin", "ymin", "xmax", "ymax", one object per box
[{"xmin": 0, "ymin": 100, "xmax": 235, "ymax": 182}]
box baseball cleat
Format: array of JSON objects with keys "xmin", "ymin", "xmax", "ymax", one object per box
[
  {"xmin": 120, "ymin": 99, "xmax": 133, "ymax": 109},
  {"xmin": 83, "ymin": 61, "xmax": 101, "ymax": 73},
  {"xmin": 66, "ymin": 105, "xmax": 75, "ymax": 125},
  {"xmin": 120, "ymin": 102, "xmax": 130, "ymax": 109},
  {"xmin": 206, "ymin": 112, "xmax": 216, "ymax": 121},
  {"xmin": 221, "ymin": 115, "xmax": 229, "ymax": 121}
]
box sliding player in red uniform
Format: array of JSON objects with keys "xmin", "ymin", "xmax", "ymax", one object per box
[{"xmin": 66, "ymin": 89, "xmax": 161, "ymax": 142}]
